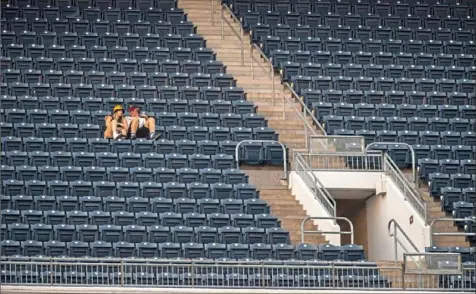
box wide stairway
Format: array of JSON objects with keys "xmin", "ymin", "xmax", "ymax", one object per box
[{"xmin": 179, "ymin": 0, "xmax": 327, "ymax": 245}]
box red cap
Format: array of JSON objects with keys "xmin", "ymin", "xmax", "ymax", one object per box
[{"xmin": 128, "ymin": 105, "xmax": 140, "ymax": 112}]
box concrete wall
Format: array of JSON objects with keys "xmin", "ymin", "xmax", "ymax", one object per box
[
  {"xmin": 288, "ymin": 172, "xmax": 341, "ymax": 245},
  {"xmin": 366, "ymin": 175, "xmax": 431, "ymax": 261},
  {"xmin": 313, "ymin": 172, "xmax": 382, "ymax": 190}
]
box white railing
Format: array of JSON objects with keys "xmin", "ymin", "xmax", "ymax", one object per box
[
  {"xmin": 294, "ymin": 152, "xmax": 336, "ymax": 217},
  {"xmin": 384, "ymin": 154, "xmax": 427, "ymax": 225},
  {"xmin": 301, "ymin": 216, "xmax": 354, "ymax": 243},
  {"xmin": 220, "ymin": 4, "xmax": 244, "ymax": 66},
  {"xmin": 388, "ymin": 219, "xmax": 421, "ymax": 263}
]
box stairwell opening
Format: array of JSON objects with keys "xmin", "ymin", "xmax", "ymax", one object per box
[{"xmin": 336, "ymin": 198, "xmax": 369, "ymax": 257}]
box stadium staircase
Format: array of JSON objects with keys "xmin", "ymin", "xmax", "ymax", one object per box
[
  {"xmin": 419, "ymin": 185, "xmax": 470, "ymax": 248},
  {"xmin": 179, "ymin": 0, "xmax": 327, "ymax": 246}
]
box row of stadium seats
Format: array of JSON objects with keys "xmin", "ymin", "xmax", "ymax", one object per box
[
  {"xmin": 273, "ymin": 51, "xmax": 476, "ymax": 67},
  {"xmin": 1, "ymin": 139, "xmax": 284, "ymax": 161},
  {"xmin": 438, "ymin": 186, "xmax": 475, "ymax": 205},
  {"xmin": 240, "ymin": 12, "xmax": 475, "ymax": 29},
  {"xmin": 0, "ymin": 123, "xmax": 278, "ymax": 141},
  {"xmin": 3, "ymin": 19, "xmax": 196, "ymax": 34},
  {"xmin": 281, "ymin": 63, "xmax": 476, "ymax": 81},
  {"xmin": 3, "ymin": 0, "xmax": 177, "ymax": 9},
  {"xmin": 251, "ymin": 24, "xmax": 475, "ymax": 42},
  {"xmin": 1, "ymin": 166, "xmax": 251, "ymax": 183},
  {"xmin": 1, "ymin": 73, "xmax": 236, "ymax": 89},
  {"xmin": 429, "ymin": 173, "xmax": 476, "ymax": 195},
  {"xmin": 1, "ymin": 195, "xmax": 270, "ymax": 213},
  {"xmin": 1, "ymin": 211, "xmax": 280, "ymax": 229},
  {"xmin": 304, "ymin": 90, "xmax": 475, "ymax": 106},
  {"xmin": 228, "ymin": 0, "xmax": 474, "ymax": 17},
  {"xmin": 0, "ymin": 271, "xmax": 393, "ymax": 288},
  {"xmin": 0, "ymin": 240, "xmax": 366, "ymax": 261},
  {"xmin": 0, "ymin": 97, "xmax": 255, "ymax": 113},
  {"xmin": 1, "ymin": 46, "xmax": 218, "ymax": 61},
  {"xmin": 1, "ymin": 180, "xmax": 261, "ymax": 198},
  {"xmin": 322, "ymin": 115, "xmax": 475, "ymax": 133},
  {"xmin": 2, "ymin": 32, "xmax": 207, "ymax": 48},
  {"xmin": 1, "ymin": 111, "xmax": 266, "ymax": 127},
  {"xmin": 291, "ymin": 75, "xmax": 476, "ymax": 92},
  {"xmin": 2, "ymin": 63, "xmax": 227, "ymax": 80},
  {"xmin": 315, "ymin": 103, "xmax": 475, "ymax": 119},
  {"xmin": 264, "ymin": 38, "xmax": 476, "ymax": 55},
  {"xmin": 2, "ymin": 6, "xmax": 185, "ymax": 23}
]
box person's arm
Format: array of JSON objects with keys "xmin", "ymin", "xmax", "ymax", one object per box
[{"xmin": 111, "ymin": 119, "xmax": 119, "ymax": 139}]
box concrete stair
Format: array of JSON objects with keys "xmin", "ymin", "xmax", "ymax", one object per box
[
  {"xmin": 259, "ymin": 188, "xmax": 327, "ymax": 245},
  {"xmin": 179, "ymin": 0, "xmax": 321, "ymax": 151},
  {"xmin": 179, "ymin": 0, "xmax": 329, "ymax": 246},
  {"xmin": 418, "ymin": 185, "xmax": 470, "ymax": 248}
]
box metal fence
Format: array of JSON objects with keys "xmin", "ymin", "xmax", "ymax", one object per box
[
  {"xmin": 294, "ymin": 152, "xmax": 336, "ymax": 217},
  {"xmin": 1, "ymin": 258, "xmax": 474, "ymax": 291},
  {"xmin": 309, "ymin": 136, "xmax": 365, "ymax": 154},
  {"xmin": 383, "ymin": 154, "xmax": 428, "ymax": 225},
  {"xmin": 298, "ymin": 152, "xmax": 384, "ymax": 172}
]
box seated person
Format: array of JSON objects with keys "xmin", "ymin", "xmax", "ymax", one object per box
[{"xmin": 104, "ymin": 105, "xmax": 158, "ymax": 140}]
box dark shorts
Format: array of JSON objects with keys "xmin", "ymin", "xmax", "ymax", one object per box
[{"xmin": 128, "ymin": 126, "xmax": 150, "ymax": 139}]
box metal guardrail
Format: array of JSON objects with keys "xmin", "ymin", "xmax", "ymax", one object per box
[
  {"xmin": 388, "ymin": 219, "xmax": 420, "ymax": 263},
  {"xmin": 1, "ymin": 257, "xmax": 475, "ymax": 291},
  {"xmin": 299, "ymin": 152, "xmax": 384, "ymax": 172},
  {"xmin": 366, "ymin": 142, "xmax": 417, "ymax": 185},
  {"xmin": 294, "ymin": 152, "xmax": 336, "ymax": 217},
  {"xmin": 429, "ymin": 217, "xmax": 476, "ymax": 246},
  {"xmin": 220, "ymin": 4, "xmax": 244, "ymax": 66},
  {"xmin": 384, "ymin": 153, "xmax": 428, "ymax": 225},
  {"xmin": 210, "ymin": 0, "xmax": 215, "ymax": 26},
  {"xmin": 235, "ymin": 140, "xmax": 288, "ymax": 180},
  {"xmin": 283, "ymin": 83, "xmax": 327, "ymax": 136},
  {"xmin": 250, "ymin": 44, "xmax": 277, "ymax": 107},
  {"xmin": 301, "ymin": 216, "xmax": 354, "ymax": 244}
]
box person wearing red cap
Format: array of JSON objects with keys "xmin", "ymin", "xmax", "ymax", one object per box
[
  {"xmin": 125, "ymin": 105, "xmax": 158, "ymax": 140},
  {"xmin": 104, "ymin": 105, "xmax": 158, "ymax": 140}
]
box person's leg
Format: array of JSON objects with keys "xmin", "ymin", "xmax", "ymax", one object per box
[
  {"xmin": 129, "ymin": 116, "xmax": 139, "ymax": 139},
  {"xmin": 145, "ymin": 117, "xmax": 159, "ymax": 139},
  {"xmin": 104, "ymin": 116, "xmax": 113, "ymax": 139}
]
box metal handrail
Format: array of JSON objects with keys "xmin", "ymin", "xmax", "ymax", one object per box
[
  {"xmin": 294, "ymin": 152, "xmax": 336, "ymax": 217},
  {"xmin": 388, "ymin": 219, "xmax": 420, "ymax": 263},
  {"xmin": 235, "ymin": 140, "xmax": 288, "ymax": 180},
  {"xmin": 366, "ymin": 142, "xmax": 417, "ymax": 184},
  {"xmin": 250, "ymin": 43, "xmax": 276, "ymax": 106},
  {"xmin": 429, "ymin": 217, "xmax": 476, "ymax": 246},
  {"xmin": 384, "ymin": 153, "xmax": 428, "ymax": 225},
  {"xmin": 284, "ymin": 82, "xmax": 327, "ymax": 135},
  {"xmin": 220, "ymin": 4, "xmax": 244, "ymax": 66},
  {"xmin": 301, "ymin": 216, "xmax": 354, "ymax": 244},
  {"xmin": 210, "ymin": 0, "xmax": 215, "ymax": 26}
]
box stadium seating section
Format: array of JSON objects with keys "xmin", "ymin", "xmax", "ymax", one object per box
[
  {"xmin": 224, "ymin": 0, "xmax": 475, "ymax": 247},
  {"xmin": 0, "ymin": 0, "xmax": 474, "ymax": 289}
]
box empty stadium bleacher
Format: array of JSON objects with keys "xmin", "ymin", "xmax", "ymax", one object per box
[{"xmin": 1, "ymin": 0, "xmax": 475, "ymax": 290}]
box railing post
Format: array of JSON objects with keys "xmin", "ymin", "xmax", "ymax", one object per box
[
  {"xmin": 241, "ymin": 27, "xmax": 244, "ymax": 66},
  {"xmin": 282, "ymin": 88, "xmax": 286, "ymax": 120},
  {"xmin": 211, "ymin": 0, "xmax": 215, "ymax": 26},
  {"xmin": 120, "ymin": 260, "xmax": 125, "ymax": 286},
  {"xmin": 269, "ymin": 57, "xmax": 274, "ymax": 106},
  {"xmin": 393, "ymin": 225, "xmax": 398, "ymax": 263},
  {"xmin": 250, "ymin": 46, "xmax": 254, "ymax": 79},
  {"xmin": 220, "ymin": 6, "xmax": 224, "ymax": 40}
]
